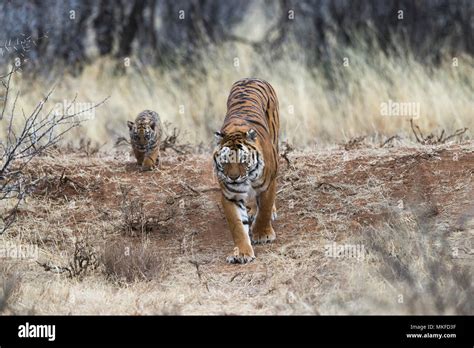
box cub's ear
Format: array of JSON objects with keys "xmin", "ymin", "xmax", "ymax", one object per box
[
  {"xmin": 246, "ymin": 129, "xmax": 257, "ymax": 142},
  {"xmin": 214, "ymin": 131, "xmax": 224, "ymax": 144},
  {"xmin": 127, "ymin": 121, "xmax": 134, "ymax": 130},
  {"xmin": 150, "ymin": 121, "xmax": 156, "ymax": 131}
]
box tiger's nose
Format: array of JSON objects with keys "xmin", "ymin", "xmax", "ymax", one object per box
[{"xmin": 228, "ymin": 173, "xmax": 240, "ymax": 180}]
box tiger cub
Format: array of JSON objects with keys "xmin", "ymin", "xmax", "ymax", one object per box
[
  {"xmin": 127, "ymin": 110, "xmax": 162, "ymax": 170},
  {"xmin": 213, "ymin": 78, "xmax": 280, "ymax": 264}
]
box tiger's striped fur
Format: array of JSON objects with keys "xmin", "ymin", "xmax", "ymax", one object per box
[
  {"xmin": 127, "ymin": 110, "xmax": 162, "ymax": 171},
  {"xmin": 213, "ymin": 78, "xmax": 279, "ymax": 264}
]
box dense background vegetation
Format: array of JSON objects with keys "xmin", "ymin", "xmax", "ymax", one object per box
[{"xmin": 1, "ymin": 0, "xmax": 472, "ymax": 73}]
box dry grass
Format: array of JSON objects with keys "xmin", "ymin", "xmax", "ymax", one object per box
[
  {"xmin": 102, "ymin": 239, "xmax": 168, "ymax": 285},
  {"xmin": 0, "ymin": 264, "xmax": 22, "ymax": 314},
  {"xmin": 1, "ymin": 7, "xmax": 472, "ymax": 316},
  {"xmin": 1, "ymin": 39, "xmax": 472, "ymax": 149},
  {"xmin": 0, "ymin": 140, "xmax": 472, "ymax": 315}
]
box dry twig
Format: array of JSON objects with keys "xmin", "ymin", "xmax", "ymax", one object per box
[{"xmin": 410, "ymin": 119, "xmax": 468, "ymax": 145}]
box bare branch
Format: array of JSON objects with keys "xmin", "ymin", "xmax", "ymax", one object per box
[
  {"xmin": 0, "ymin": 67, "xmax": 16, "ymax": 121},
  {"xmin": 160, "ymin": 123, "xmax": 191, "ymax": 155},
  {"xmin": 410, "ymin": 119, "xmax": 468, "ymax": 145},
  {"xmin": 0, "ymin": 69, "xmax": 109, "ymax": 234}
]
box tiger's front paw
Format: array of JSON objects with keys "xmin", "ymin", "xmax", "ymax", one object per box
[
  {"xmin": 141, "ymin": 158, "xmax": 155, "ymax": 171},
  {"xmin": 251, "ymin": 226, "xmax": 276, "ymax": 244},
  {"xmin": 226, "ymin": 245, "xmax": 255, "ymax": 264}
]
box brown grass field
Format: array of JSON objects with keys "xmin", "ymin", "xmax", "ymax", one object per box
[
  {"xmin": 1, "ymin": 35, "xmax": 473, "ymax": 315},
  {"xmin": 1, "ymin": 139, "xmax": 472, "ymax": 315}
]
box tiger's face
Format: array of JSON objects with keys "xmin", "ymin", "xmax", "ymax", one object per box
[
  {"xmin": 213, "ymin": 129, "xmax": 263, "ymax": 185},
  {"xmin": 127, "ymin": 119, "xmax": 156, "ymax": 146}
]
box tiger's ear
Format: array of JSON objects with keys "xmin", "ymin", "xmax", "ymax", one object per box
[
  {"xmin": 150, "ymin": 121, "xmax": 156, "ymax": 131},
  {"xmin": 246, "ymin": 129, "xmax": 257, "ymax": 142},
  {"xmin": 127, "ymin": 121, "xmax": 134, "ymax": 130},
  {"xmin": 214, "ymin": 131, "xmax": 224, "ymax": 144}
]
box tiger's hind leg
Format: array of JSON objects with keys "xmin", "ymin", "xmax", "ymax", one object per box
[
  {"xmin": 251, "ymin": 179, "xmax": 277, "ymax": 244},
  {"xmin": 247, "ymin": 196, "xmax": 276, "ymax": 229}
]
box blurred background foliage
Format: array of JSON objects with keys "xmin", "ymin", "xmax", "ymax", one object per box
[
  {"xmin": 1, "ymin": 0, "xmax": 472, "ymax": 74},
  {"xmin": 0, "ymin": 0, "xmax": 472, "ymax": 147}
]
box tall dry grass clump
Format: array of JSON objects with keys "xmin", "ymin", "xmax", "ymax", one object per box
[
  {"xmin": 3, "ymin": 36, "xmax": 472, "ymax": 149},
  {"xmin": 0, "ymin": 264, "xmax": 22, "ymax": 314}
]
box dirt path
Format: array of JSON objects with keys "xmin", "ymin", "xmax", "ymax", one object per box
[{"xmin": 2, "ymin": 142, "xmax": 473, "ymax": 314}]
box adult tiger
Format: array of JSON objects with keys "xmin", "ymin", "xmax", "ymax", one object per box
[
  {"xmin": 127, "ymin": 110, "xmax": 163, "ymax": 171},
  {"xmin": 213, "ymin": 78, "xmax": 279, "ymax": 264}
]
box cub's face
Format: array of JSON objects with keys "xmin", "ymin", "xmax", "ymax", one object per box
[
  {"xmin": 213, "ymin": 129, "xmax": 262, "ymax": 185},
  {"xmin": 127, "ymin": 120, "xmax": 155, "ymax": 145}
]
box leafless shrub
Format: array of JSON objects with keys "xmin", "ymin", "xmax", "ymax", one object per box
[
  {"xmin": 119, "ymin": 185, "xmax": 176, "ymax": 236},
  {"xmin": 102, "ymin": 240, "xmax": 168, "ymax": 285},
  {"xmin": 160, "ymin": 122, "xmax": 191, "ymax": 155},
  {"xmin": 410, "ymin": 119, "xmax": 468, "ymax": 145},
  {"xmin": 0, "ymin": 68, "xmax": 108, "ymax": 234},
  {"xmin": 38, "ymin": 240, "xmax": 100, "ymax": 280},
  {"xmin": 67, "ymin": 240, "xmax": 101, "ymax": 279},
  {"xmin": 119, "ymin": 185, "xmax": 149, "ymax": 236}
]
